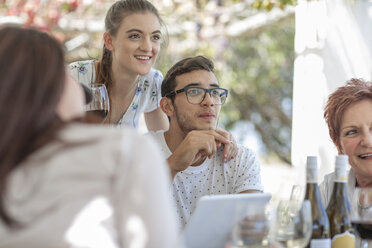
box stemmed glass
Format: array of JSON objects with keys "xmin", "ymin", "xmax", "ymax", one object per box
[
  {"xmin": 269, "ymin": 199, "xmax": 312, "ymax": 248},
  {"xmin": 351, "ymin": 187, "xmax": 372, "ymax": 248},
  {"xmin": 84, "ymin": 83, "xmax": 110, "ymax": 123}
]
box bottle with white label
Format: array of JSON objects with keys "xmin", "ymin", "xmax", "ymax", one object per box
[
  {"xmin": 326, "ymin": 155, "xmax": 355, "ymax": 248},
  {"xmin": 304, "ymin": 156, "xmax": 331, "ymax": 248}
]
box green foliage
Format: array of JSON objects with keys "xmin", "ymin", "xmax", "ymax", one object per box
[
  {"xmin": 221, "ymin": 16, "xmax": 295, "ymax": 163},
  {"xmin": 252, "ymin": 0, "xmax": 297, "ymax": 11}
]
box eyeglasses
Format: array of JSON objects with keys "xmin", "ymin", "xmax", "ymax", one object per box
[{"xmin": 165, "ymin": 86, "xmax": 228, "ymax": 105}]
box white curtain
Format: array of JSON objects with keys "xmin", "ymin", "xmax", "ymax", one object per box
[{"xmin": 291, "ymin": 0, "xmax": 372, "ymax": 179}]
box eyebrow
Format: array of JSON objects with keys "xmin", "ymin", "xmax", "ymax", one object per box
[
  {"xmin": 126, "ymin": 29, "xmax": 162, "ymax": 34},
  {"xmin": 341, "ymin": 125, "xmax": 357, "ymax": 131},
  {"xmin": 184, "ymin": 83, "xmax": 220, "ymax": 88}
]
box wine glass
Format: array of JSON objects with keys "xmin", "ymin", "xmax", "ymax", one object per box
[
  {"xmin": 269, "ymin": 200, "xmax": 312, "ymax": 248},
  {"xmin": 351, "ymin": 187, "xmax": 372, "ymax": 248},
  {"xmin": 224, "ymin": 201, "xmax": 285, "ymax": 248},
  {"xmin": 290, "ymin": 184, "xmax": 304, "ymax": 214},
  {"xmin": 84, "ymin": 83, "xmax": 110, "ymax": 123}
]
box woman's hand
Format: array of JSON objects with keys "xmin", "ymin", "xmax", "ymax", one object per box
[{"xmin": 216, "ymin": 127, "xmax": 238, "ymax": 162}]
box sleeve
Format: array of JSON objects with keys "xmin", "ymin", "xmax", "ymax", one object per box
[
  {"xmin": 68, "ymin": 60, "xmax": 95, "ymax": 86},
  {"xmin": 144, "ymin": 69, "xmax": 163, "ymax": 113},
  {"xmin": 319, "ymin": 173, "xmax": 332, "ymax": 208},
  {"xmin": 234, "ymin": 147, "xmax": 264, "ymax": 193},
  {"xmin": 68, "ymin": 61, "xmax": 80, "ymax": 83},
  {"xmin": 112, "ymin": 131, "xmax": 181, "ymax": 248}
]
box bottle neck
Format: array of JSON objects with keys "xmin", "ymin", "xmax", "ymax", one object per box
[
  {"xmin": 306, "ymin": 166, "xmax": 318, "ymax": 183},
  {"xmin": 330, "ymin": 165, "xmax": 349, "ymax": 201},
  {"xmin": 305, "ymin": 182, "xmax": 322, "ymax": 200},
  {"xmin": 334, "ymin": 164, "xmax": 348, "ymax": 183}
]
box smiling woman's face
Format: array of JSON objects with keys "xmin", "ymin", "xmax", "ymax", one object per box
[
  {"xmin": 339, "ymin": 99, "xmax": 372, "ymax": 183},
  {"xmin": 105, "ymin": 12, "xmax": 161, "ymax": 77}
]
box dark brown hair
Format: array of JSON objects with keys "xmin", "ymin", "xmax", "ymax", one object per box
[
  {"xmin": 324, "ymin": 78, "xmax": 372, "ymax": 153},
  {"xmin": 95, "ymin": 0, "xmax": 166, "ymax": 91},
  {"xmin": 0, "ymin": 25, "xmax": 65, "ymax": 226},
  {"xmin": 161, "ymin": 55, "xmax": 215, "ymax": 100}
]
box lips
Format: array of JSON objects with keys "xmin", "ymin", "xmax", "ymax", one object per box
[
  {"xmin": 134, "ymin": 55, "xmax": 151, "ymax": 60},
  {"xmin": 199, "ymin": 112, "xmax": 215, "ymax": 119},
  {"xmin": 359, "ymin": 153, "xmax": 372, "ymax": 159}
]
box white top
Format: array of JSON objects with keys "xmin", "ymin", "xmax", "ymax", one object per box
[
  {"xmin": 319, "ymin": 169, "xmax": 356, "ymax": 208},
  {"xmin": 146, "ymin": 131, "xmax": 264, "ymax": 227},
  {"xmin": 69, "ymin": 60, "xmax": 163, "ymax": 129},
  {"xmin": 0, "ymin": 124, "xmax": 180, "ymax": 248}
]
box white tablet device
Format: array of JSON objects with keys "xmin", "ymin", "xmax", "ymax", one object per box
[{"xmin": 182, "ymin": 193, "xmax": 272, "ymax": 248}]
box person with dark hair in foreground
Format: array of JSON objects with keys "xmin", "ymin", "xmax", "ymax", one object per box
[{"xmin": 0, "ymin": 25, "xmax": 179, "ymax": 248}]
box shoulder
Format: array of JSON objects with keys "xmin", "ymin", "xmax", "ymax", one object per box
[
  {"xmin": 319, "ymin": 171, "xmax": 336, "ymax": 190},
  {"xmin": 322, "ymin": 171, "xmax": 336, "ymax": 184},
  {"xmin": 69, "ymin": 60, "xmax": 95, "ymax": 69},
  {"xmin": 142, "ymin": 68, "xmax": 163, "ymax": 81},
  {"xmin": 222, "ymin": 144, "xmax": 260, "ymax": 170},
  {"xmin": 68, "ymin": 60, "xmax": 95, "ymax": 76},
  {"xmin": 236, "ymin": 144, "xmax": 259, "ymax": 162},
  {"xmin": 60, "ymin": 123, "xmax": 151, "ymax": 151},
  {"xmin": 144, "ymin": 130, "xmax": 166, "ymax": 145}
]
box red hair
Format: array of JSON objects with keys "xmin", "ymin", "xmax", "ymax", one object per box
[{"xmin": 324, "ymin": 78, "xmax": 372, "ymax": 153}]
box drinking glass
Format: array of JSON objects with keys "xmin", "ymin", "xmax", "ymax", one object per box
[
  {"xmin": 224, "ymin": 200, "xmax": 284, "ymax": 248},
  {"xmin": 351, "ymin": 187, "xmax": 372, "ymax": 248},
  {"xmin": 84, "ymin": 83, "xmax": 110, "ymax": 123},
  {"xmin": 269, "ymin": 200, "xmax": 312, "ymax": 248},
  {"xmin": 226, "ymin": 213, "xmax": 269, "ymax": 248},
  {"xmin": 290, "ymin": 185, "xmax": 304, "ymax": 203}
]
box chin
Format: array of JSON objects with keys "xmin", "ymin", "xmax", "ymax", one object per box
[
  {"xmin": 197, "ymin": 123, "xmax": 217, "ymax": 130},
  {"xmin": 137, "ymin": 68, "xmax": 152, "ymax": 76}
]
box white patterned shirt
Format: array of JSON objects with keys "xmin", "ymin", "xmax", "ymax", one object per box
[
  {"xmin": 69, "ymin": 60, "xmax": 163, "ymax": 129},
  {"xmin": 146, "ymin": 131, "xmax": 264, "ymax": 227}
]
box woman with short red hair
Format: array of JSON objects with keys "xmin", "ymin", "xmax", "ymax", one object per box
[{"xmin": 320, "ymin": 78, "xmax": 372, "ymax": 207}]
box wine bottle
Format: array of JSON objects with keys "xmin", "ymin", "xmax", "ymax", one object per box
[
  {"xmin": 326, "ymin": 155, "xmax": 355, "ymax": 248},
  {"xmin": 304, "ymin": 156, "xmax": 331, "ymax": 248}
]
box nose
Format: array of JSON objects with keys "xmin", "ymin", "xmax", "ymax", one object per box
[
  {"xmin": 200, "ymin": 92, "xmax": 215, "ymax": 106},
  {"xmin": 361, "ymin": 132, "xmax": 372, "ymax": 147},
  {"xmin": 140, "ymin": 37, "xmax": 152, "ymax": 52}
]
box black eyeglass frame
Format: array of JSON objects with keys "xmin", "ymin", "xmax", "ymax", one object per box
[{"xmin": 165, "ymin": 86, "xmax": 229, "ymax": 105}]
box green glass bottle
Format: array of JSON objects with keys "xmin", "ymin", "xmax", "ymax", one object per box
[
  {"xmin": 326, "ymin": 155, "xmax": 355, "ymax": 248},
  {"xmin": 304, "ymin": 156, "xmax": 331, "ymax": 248}
]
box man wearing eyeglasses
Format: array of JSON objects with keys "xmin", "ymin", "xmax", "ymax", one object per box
[{"xmin": 147, "ymin": 56, "xmax": 263, "ymax": 227}]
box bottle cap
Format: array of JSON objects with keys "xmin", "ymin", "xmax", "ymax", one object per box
[
  {"xmin": 335, "ymin": 154, "xmax": 348, "ymax": 182},
  {"xmin": 306, "ymin": 156, "xmax": 318, "ymax": 169}
]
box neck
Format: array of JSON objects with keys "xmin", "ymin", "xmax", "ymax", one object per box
[
  {"xmin": 110, "ymin": 60, "xmax": 139, "ymax": 96},
  {"xmin": 355, "ymin": 172, "xmax": 372, "ymax": 187},
  {"xmin": 164, "ymin": 124, "xmax": 187, "ymax": 153}
]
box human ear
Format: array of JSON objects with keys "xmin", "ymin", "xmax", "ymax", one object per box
[
  {"xmin": 103, "ymin": 32, "xmax": 114, "ymax": 51},
  {"xmin": 160, "ymin": 97, "xmax": 174, "ymax": 117}
]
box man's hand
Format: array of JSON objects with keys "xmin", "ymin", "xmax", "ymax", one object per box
[
  {"xmin": 167, "ymin": 130, "xmax": 230, "ymax": 178},
  {"xmin": 216, "ymin": 127, "xmax": 238, "ymax": 162}
]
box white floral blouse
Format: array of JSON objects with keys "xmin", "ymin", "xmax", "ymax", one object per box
[{"xmin": 69, "ymin": 60, "xmax": 163, "ymax": 129}]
